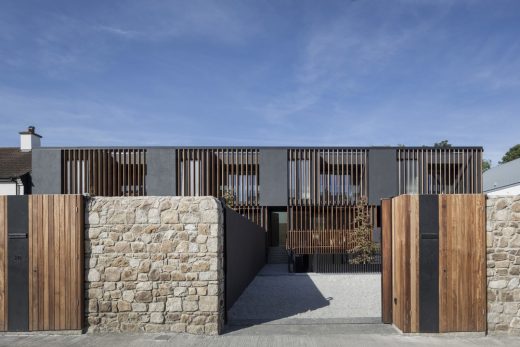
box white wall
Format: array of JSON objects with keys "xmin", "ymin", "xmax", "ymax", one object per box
[
  {"xmin": 0, "ymin": 182, "xmax": 17, "ymax": 195},
  {"xmin": 0, "ymin": 181, "xmax": 24, "ymax": 195},
  {"xmin": 487, "ymin": 184, "xmax": 520, "ymax": 196},
  {"xmin": 20, "ymin": 133, "xmax": 41, "ymax": 151}
]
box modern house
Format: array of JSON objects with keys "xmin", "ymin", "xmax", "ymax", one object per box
[
  {"xmin": 30, "ymin": 146, "xmax": 483, "ymax": 271},
  {"xmin": 0, "ymin": 126, "xmax": 41, "ymax": 195},
  {"xmin": 483, "ymin": 158, "xmax": 520, "ymax": 195}
]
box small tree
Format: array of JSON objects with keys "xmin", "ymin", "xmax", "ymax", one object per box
[
  {"xmin": 434, "ymin": 140, "xmax": 452, "ymax": 148},
  {"xmin": 500, "ymin": 144, "xmax": 520, "ymax": 164},
  {"xmin": 350, "ymin": 196, "xmax": 377, "ymax": 264},
  {"xmin": 482, "ymin": 159, "xmax": 492, "ymax": 172},
  {"xmin": 222, "ymin": 188, "xmax": 235, "ymax": 207}
]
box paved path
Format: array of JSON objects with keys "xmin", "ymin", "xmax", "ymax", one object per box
[
  {"xmin": 228, "ymin": 264, "xmax": 381, "ymax": 325},
  {"xmin": 1, "ymin": 327, "xmax": 519, "ymax": 347},
  {"xmin": 4, "ymin": 265, "xmax": 512, "ymax": 346}
]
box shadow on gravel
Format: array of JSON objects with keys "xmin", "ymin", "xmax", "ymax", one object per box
[{"xmin": 225, "ymin": 266, "xmax": 331, "ymax": 332}]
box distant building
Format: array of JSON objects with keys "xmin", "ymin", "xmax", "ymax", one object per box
[
  {"xmin": 484, "ymin": 157, "xmax": 520, "ymax": 195},
  {"xmin": 0, "ymin": 126, "xmax": 41, "ymax": 195}
]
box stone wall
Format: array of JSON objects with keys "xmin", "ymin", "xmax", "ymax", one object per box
[
  {"xmin": 487, "ymin": 195, "xmax": 520, "ymax": 335},
  {"xmin": 85, "ymin": 197, "xmax": 224, "ymax": 335}
]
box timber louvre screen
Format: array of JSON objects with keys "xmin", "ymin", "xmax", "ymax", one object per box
[
  {"xmin": 176, "ymin": 148, "xmax": 267, "ymax": 230},
  {"xmin": 397, "ymin": 148, "xmax": 483, "ymax": 194},
  {"xmin": 62, "ymin": 148, "xmax": 147, "ymax": 196},
  {"xmin": 286, "ymin": 149, "xmax": 379, "ymax": 256}
]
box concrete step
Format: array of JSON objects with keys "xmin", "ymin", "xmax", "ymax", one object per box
[{"xmin": 268, "ymin": 246, "xmax": 288, "ymax": 264}]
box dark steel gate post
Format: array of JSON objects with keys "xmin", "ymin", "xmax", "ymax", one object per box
[{"xmin": 7, "ymin": 196, "xmax": 29, "ymax": 332}]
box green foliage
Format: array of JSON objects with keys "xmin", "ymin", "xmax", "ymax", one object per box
[
  {"xmin": 350, "ymin": 196, "xmax": 378, "ymax": 265},
  {"xmin": 500, "ymin": 144, "xmax": 520, "ymax": 164},
  {"xmin": 222, "ymin": 188, "xmax": 235, "ymax": 207},
  {"xmin": 434, "ymin": 140, "xmax": 452, "ymax": 148},
  {"xmin": 482, "ymin": 159, "xmax": 491, "ymax": 172}
]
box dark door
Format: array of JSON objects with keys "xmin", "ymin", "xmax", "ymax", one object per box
[{"xmin": 269, "ymin": 210, "xmax": 287, "ymax": 247}]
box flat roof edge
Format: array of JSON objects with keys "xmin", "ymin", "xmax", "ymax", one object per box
[{"xmin": 31, "ymin": 145, "xmax": 485, "ymax": 150}]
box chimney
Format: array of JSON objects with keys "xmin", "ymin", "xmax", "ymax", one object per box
[{"xmin": 19, "ymin": 126, "xmax": 42, "ymax": 152}]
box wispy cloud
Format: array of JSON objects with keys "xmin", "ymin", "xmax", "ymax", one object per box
[
  {"xmin": 92, "ymin": 0, "xmax": 259, "ymax": 43},
  {"xmin": 1, "ymin": 0, "xmax": 519, "ymax": 167},
  {"xmin": 254, "ymin": 2, "xmax": 439, "ymax": 123},
  {"xmin": 0, "ymin": 1, "xmax": 260, "ymax": 78}
]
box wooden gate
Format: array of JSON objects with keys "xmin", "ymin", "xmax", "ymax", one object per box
[
  {"xmin": 0, "ymin": 195, "xmax": 83, "ymax": 332},
  {"xmin": 438, "ymin": 195, "xmax": 486, "ymax": 332},
  {"xmin": 381, "ymin": 194, "xmax": 486, "ymax": 333}
]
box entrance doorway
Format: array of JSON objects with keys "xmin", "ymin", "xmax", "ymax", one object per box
[
  {"xmin": 269, "ymin": 210, "xmax": 287, "ymax": 247},
  {"xmin": 267, "ymin": 209, "xmax": 288, "ymax": 264}
]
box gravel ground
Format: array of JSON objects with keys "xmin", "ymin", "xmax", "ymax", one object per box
[{"xmin": 228, "ymin": 264, "xmax": 381, "ymax": 324}]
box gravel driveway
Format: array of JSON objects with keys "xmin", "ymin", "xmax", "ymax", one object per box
[{"xmin": 228, "ymin": 264, "xmax": 381, "ymax": 325}]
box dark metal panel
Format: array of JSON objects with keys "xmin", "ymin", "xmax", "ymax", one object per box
[
  {"xmin": 146, "ymin": 148, "xmax": 176, "ymax": 196},
  {"xmin": 419, "ymin": 195, "xmax": 439, "ymax": 333},
  {"xmin": 31, "ymin": 149, "xmax": 61, "ymax": 194},
  {"xmin": 368, "ymin": 149, "xmax": 398, "ymax": 205},
  {"xmin": 259, "ymin": 148, "xmax": 288, "ymax": 206},
  {"xmin": 7, "ymin": 196, "xmax": 29, "ymax": 332},
  {"xmin": 224, "ymin": 204, "xmax": 266, "ymax": 313}
]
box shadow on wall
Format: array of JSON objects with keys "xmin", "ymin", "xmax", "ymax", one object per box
[{"xmin": 225, "ymin": 265, "xmax": 331, "ymax": 330}]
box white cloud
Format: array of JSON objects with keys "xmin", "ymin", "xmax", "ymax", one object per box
[{"xmin": 92, "ymin": 0, "xmax": 258, "ymax": 44}]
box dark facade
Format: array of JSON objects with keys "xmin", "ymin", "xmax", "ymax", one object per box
[{"xmin": 31, "ymin": 146, "xmax": 483, "ymax": 269}]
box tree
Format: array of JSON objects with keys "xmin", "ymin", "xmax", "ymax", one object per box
[
  {"xmin": 350, "ymin": 196, "xmax": 378, "ymax": 264},
  {"xmin": 434, "ymin": 140, "xmax": 452, "ymax": 148},
  {"xmin": 222, "ymin": 188, "xmax": 235, "ymax": 207},
  {"xmin": 500, "ymin": 144, "xmax": 520, "ymax": 164},
  {"xmin": 482, "ymin": 159, "xmax": 491, "ymax": 172}
]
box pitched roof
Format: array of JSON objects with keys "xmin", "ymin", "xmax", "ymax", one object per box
[
  {"xmin": 0, "ymin": 148, "xmax": 32, "ymax": 179},
  {"xmin": 483, "ymin": 157, "xmax": 520, "ymax": 192}
]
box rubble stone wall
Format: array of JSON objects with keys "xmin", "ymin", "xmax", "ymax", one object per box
[
  {"xmin": 84, "ymin": 197, "xmax": 224, "ymax": 335},
  {"xmin": 487, "ymin": 195, "xmax": 520, "ymax": 335}
]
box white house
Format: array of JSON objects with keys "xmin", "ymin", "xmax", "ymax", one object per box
[
  {"xmin": 0, "ymin": 126, "xmax": 41, "ymax": 195},
  {"xmin": 483, "ymin": 157, "xmax": 520, "ymax": 195}
]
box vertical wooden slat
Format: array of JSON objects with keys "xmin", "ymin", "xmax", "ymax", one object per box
[
  {"xmin": 70, "ymin": 195, "xmax": 77, "ymax": 329},
  {"xmin": 381, "ymin": 198, "xmax": 392, "ymax": 324},
  {"xmin": 0, "ymin": 197, "xmax": 7, "ymax": 332},
  {"xmin": 28, "ymin": 196, "xmax": 34, "ymax": 330},
  {"xmin": 42, "ymin": 196, "xmax": 49, "ymax": 330},
  {"xmin": 49, "ymin": 196, "xmax": 55, "ymax": 330},
  {"xmin": 391, "ymin": 195, "xmax": 419, "ymax": 333},
  {"xmin": 58, "ymin": 195, "xmax": 65, "ymax": 329},
  {"xmin": 37, "ymin": 195, "xmax": 44, "ymax": 330},
  {"xmin": 53, "ymin": 196, "xmax": 59, "ymax": 329}
]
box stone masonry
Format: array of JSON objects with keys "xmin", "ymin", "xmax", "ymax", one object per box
[
  {"xmin": 487, "ymin": 195, "xmax": 520, "ymax": 335},
  {"xmin": 85, "ymin": 197, "xmax": 224, "ymax": 335}
]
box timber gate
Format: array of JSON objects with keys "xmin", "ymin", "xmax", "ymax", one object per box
[
  {"xmin": 381, "ymin": 194, "xmax": 486, "ymax": 333},
  {"xmin": 0, "ymin": 195, "xmax": 83, "ymax": 332}
]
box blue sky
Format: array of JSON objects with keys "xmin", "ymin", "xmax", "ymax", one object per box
[{"xmin": 1, "ymin": 0, "xmax": 519, "ymax": 165}]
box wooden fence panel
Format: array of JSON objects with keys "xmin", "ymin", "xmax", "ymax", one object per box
[
  {"xmin": 439, "ymin": 194, "xmax": 486, "ymax": 332},
  {"xmin": 391, "ymin": 195, "xmax": 419, "ymax": 333},
  {"xmin": 0, "ymin": 197, "xmax": 6, "ymax": 332},
  {"xmin": 28, "ymin": 195, "xmax": 83, "ymax": 331},
  {"xmin": 381, "ymin": 198, "xmax": 392, "ymax": 324}
]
